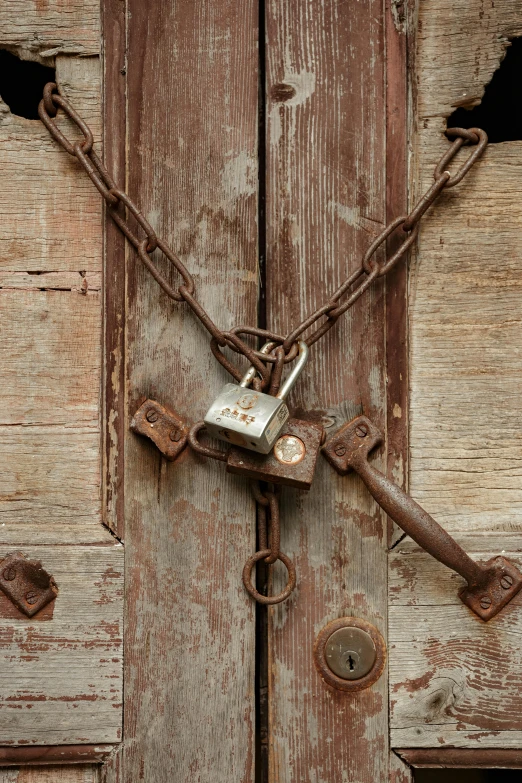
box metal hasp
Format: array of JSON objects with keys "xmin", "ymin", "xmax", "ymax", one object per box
[
  {"xmin": 130, "ymin": 399, "xmax": 188, "ymax": 461},
  {"xmin": 314, "ymin": 617, "xmax": 386, "ymax": 692},
  {"xmin": 322, "ymin": 416, "xmax": 522, "ymax": 621},
  {"xmin": 227, "ymin": 418, "xmax": 325, "ymax": 490},
  {"xmin": 0, "ymin": 552, "xmax": 58, "ymax": 618}
]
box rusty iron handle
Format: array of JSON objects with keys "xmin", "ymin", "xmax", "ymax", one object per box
[{"xmin": 322, "ymin": 416, "xmax": 522, "ymax": 621}]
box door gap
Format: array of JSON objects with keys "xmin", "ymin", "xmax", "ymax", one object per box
[
  {"xmin": 448, "ymin": 37, "xmax": 522, "ymax": 143},
  {"xmin": 254, "ymin": 1, "xmax": 269, "ymax": 782},
  {"xmin": 0, "ymin": 49, "xmax": 55, "ymax": 120}
]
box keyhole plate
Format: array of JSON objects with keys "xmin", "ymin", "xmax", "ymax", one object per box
[{"xmin": 313, "ymin": 617, "xmax": 386, "ymax": 692}]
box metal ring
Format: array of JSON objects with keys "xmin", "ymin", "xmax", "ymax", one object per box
[{"xmin": 242, "ymin": 549, "xmax": 296, "ymax": 605}]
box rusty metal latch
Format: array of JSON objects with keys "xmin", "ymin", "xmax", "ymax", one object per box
[
  {"xmin": 323, "ymin": 416, "xmax": 522, "ymax": 621},
  {"xmin": 131, "ymin": 399, "xmax": 189, "ymax": 461},
  {"xmin": 0, "ymin": 553, "xmax": 58, "ymax": 618}
]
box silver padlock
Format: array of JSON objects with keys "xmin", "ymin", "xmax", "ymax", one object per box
[{"xmin": 203, "ymin": 341, "xmax": 309, "ymax": 454}]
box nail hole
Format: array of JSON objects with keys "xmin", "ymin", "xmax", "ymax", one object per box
[
  {"xmin": 271, "ymin": 83, "xmax": 296, "ymax": 102},
  {"xmin": 0, "ymin": 49, "xmax": 55, "ymax": 120},
  {"xmin": 448, "ymin": 37, "xmax": 522, "ymax": 143}
]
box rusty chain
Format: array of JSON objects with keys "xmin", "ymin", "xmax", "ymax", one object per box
[
  {"xmin": 38, "ymin": 82, "xmax": 488, "ymax": 388},
  {"xmin": 242, "ymin": 482, "xmax": 296, "ymax": 605},
  {"xmin": 39, "ymin": 83, "xmax": 488, "ymax": 605}
]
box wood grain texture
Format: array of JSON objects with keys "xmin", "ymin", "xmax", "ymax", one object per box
[
  {"xmin": 390, "ymin": 545, "xmax": 522, "ymax": 747},
  {"xmin": 0, "ymin": 767, "xmax": 99, "ymax": 783},
  {"xmin": 0, "ymin": 545, "xmax": 123, "ymax": 745},
  {"xmin": 102, "ymin": 0, "xmax": 127, "ymax": 540},
  {"xmin": 388, "ymin": 0, "xmax": 522, "ymax": 750},
  {"xmin": 0, "ymin": 56, "xmax": 106, "ymax": 545},
  {"xmin": 390, "ymin": 751, "xmax": 413, "ymax": 782},
  {"xmin": 0, "ymin": 1, "xmax": 99, "ymax": 60},
  {"xmin": 120, "ymin": 2, "xmax": 259, "ymax": 780},
  {"xmin": 0, "ymin": 1, "xmax": 122, "ymax": 748},
  {"xmin": 0, "ymin": 55, "xmax": 102, "ymax": 273},
  {"xmin": 409, "ymin": 0, "xmax": 522, "ymax": 534},
  {"xmin": 265, "ymin": 2, "xmax": 390, "ymax": 780}
]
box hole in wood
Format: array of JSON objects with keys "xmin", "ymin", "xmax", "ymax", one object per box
[
  {"xmin": 416, "ymin": 771, "xmax": 522, "ymax": 782},
  {"xmin": 448, "ymin": 37, "xmax": 522, "ymax": 143},
  {"xmin": 0, "ymin": 49, "xmax": 55, "ymax": 120}
]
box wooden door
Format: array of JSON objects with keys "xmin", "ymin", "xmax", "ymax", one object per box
[{"xmin": 1, "ymin": 0, "xmax": 521, "ymax": 781}]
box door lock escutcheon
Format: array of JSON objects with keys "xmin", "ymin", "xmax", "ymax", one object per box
[{"xmin": 322, "ymin": 416, "xmax": 522, "ymax": 621}]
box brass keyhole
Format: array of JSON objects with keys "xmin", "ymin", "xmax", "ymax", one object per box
[{"xmin": 325, "ymin": 627, "xmax": 376, "ymax": 680}]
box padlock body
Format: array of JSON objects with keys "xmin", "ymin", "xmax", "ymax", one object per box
[
  {"xmin": 226, "ymin": 418, "xmax": 324, "ymax": 489},
  {"xmin": 204, "ymin": 383, "xmax": 289, "ymax": 454}
]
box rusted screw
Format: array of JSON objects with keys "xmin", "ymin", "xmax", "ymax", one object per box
[
  {"xmin": 25, "ymin": 591, "xmax": 38, "ymax": 606},
  {"xmin": 334, "ymin": 445, "xmax": 347, "ymax": 457},
  {"xmin": 2, "ymin": 567, "xmax": 16, "ymax": 581},
  {"xmin": 500, "ymin": 575, "xmax": 514, "ymax": 590},
  {"xmin": 169, "ymin": 429, "xmax": 182, "ymax": 442},
  {"xmin": 146, "ymin": 409, "xmax": 159, "ymax": 423},
  {"xmin": 480, "ymin": 596, "xmax": 492, "ymax": 610},
  {"xmin": 355, "ymin": 425, "xmax": 368, "ymax": 438}
]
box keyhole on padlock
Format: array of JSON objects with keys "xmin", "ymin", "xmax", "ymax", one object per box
[{"xmin": 348, "ymin": 654, "xmax": 355, "ymax": 671}]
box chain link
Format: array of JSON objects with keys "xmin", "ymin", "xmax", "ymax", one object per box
[
  {"xmin": 38, "ymin": 82, "xmax": 487, "ymax": 385},
  {"xmin": 242, "ymin": 482, "xmax": 297, "ymax": 605}
]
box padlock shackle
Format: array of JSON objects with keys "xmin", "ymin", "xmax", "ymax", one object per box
[
  {"xmin": 239, "ymin": 340, "xmax": 308, "ymax": 399},
  {"xmin": 275, "ymin": 341, "xmax": 308, "ymax": 400}
]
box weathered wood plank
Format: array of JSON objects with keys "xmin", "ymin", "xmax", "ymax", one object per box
[
  {"xmin": 0, "ymin": 1, "xmax": 99, "ymax": 59},
  {"xmin": 120, "ymin": 1, "xmax": 259, "ymax": 779},
  {"xmin": 101, "ymin": 0, "xmax": 127, "ymax": 539},
  {"xmin": 390, "ymin": 546, "xmax": 522, "ymax": 747},
  {"xmin": 0, "ymin": 56, "xmax": 101, "ymax": 273},
  {"xmin": 0, "ymin": 426, "xmax": 101, "ymax": 541},
  {"xmin": 389, "ymin": 0, "xmax": 522, "ymax": 750},
  {"xmin": 0, "ymin": 767, "xmax": 99, "ymax": 783},
  {"xmin": 390, "ymin": 751, "xmax": 413, "ymax": 783},
  {"xmin": 0, "ymin": 545, "xmax": 123, "ymax": 745},
  {"xmin": 0, "ymin": 54, "xmax": 108, "ymax": 546},
  {"xmin": 265, "ymin": 1, "xmax": 390, "ymax": 780},
  {"xmin": 409, "ymin": 1, "xmax": 522, "ymax": 535},
  {"xmin": 0, "ymin": 290, "xmax": 99, "ymax": 427}
]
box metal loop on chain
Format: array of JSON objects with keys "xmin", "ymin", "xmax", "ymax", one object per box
[
  {"xmin": 42, "ymin": 81, "xmax": 58, "ymax": 118},
  {"xmin": 242, "ymin": 550, "xmax": 296, "ymax": 605},
  {"xmin": 268, "ymin": 346, "xmax": 286, "ymax": 396},
  {"xmin": 188, "ymin": 421, "xmax": 229, "ymax": 462},
  {"xmin": 73, "ymin": 143, "xmax": 120, "ymax": 206},
  {"xmin": 402, "ymin": 173, "xmax": 450, "ymax": 231},
  {"xmin": 244, "ymin": 484, "xmax": 296, "ymax": 603},
  {"xmin": 227, "ymin": 326, "xmax": 299, "ymax": 365},
  {"xmin": 435, "ymin": 127, "xmax": 487, "ymax": 188},
  {"xmin": 361, "ymin": 217, "xmax": 420, "ymax": 278}
]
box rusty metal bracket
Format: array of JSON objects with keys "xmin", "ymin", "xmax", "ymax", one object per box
[
  {"xmin": 322, "ymin": 416, "xmax": 522, "ymax": 621},
  {"xmin": 130, "ymin": 399, "xmax": 189, "ymax": 461},
  {"xmin": 0, "ymin": 553, "xmax": 58, "ymax": 618},
  {"xmin": 227, "ymin": 418, "xmax": 325, "ymax": 490}
]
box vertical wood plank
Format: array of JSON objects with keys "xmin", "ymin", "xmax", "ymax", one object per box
[
  {"xmin": 121, "ymin": 2, "xmax": 259, "ymax": 780},
  {"xmin": 102, "ymin": 0, "xmax": 127, "ymax": 539},
  {"xmin": 265, "ymin": 2, "xmax": 389, "ymax": 780}
]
